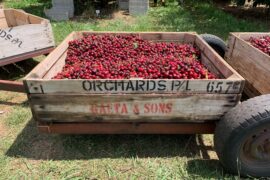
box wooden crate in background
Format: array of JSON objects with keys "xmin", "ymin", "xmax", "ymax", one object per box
[
  {"xmin": 0, "ymin": 9, "xmax": 55, "ymax": 66},
  {"xmin": 226, "ymin": 32, "xmax": 270, "ymax": 97}
]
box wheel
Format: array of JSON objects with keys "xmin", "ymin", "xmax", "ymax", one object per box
[
  {"xmin": 200, "ymin": 34, "xmax": 227, "ymax": 58},
  {"xmin": 214, "ymin": 94, "xmax": 270, "ymax": 177}
]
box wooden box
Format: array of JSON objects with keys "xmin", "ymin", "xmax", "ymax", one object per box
[
  {"xmin": 226, "ymin": 32, "xmax": 270, "ymax": 97},
  {"xmin": 24, "ymin": 32, "xmax": 244, "ymax": 125},
  {"xmin": 0, "ymin": 9, "xmax": 55, "ymax": 66}
]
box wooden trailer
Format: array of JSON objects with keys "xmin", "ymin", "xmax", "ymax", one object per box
[
  {"xmin": 2, "ymin": 31, "xmax": 270, "ymax": 177},
  {"xmin": 0, "ymin": 9, "xmax": 55, "ymax": 66},
  {"xmin": 23, "ymin": 31, "xmax": 245, "ymax": 134},
  {"xmin": 226, "ymin": 32, "xmax": 270, "ymax": 97}
]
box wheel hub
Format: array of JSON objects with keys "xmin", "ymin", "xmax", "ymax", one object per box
[{"xmin": 241, "ymin": 126, "xmax": 270, "ymax": 165}]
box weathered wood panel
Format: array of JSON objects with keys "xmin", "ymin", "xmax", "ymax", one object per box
[
  {"xmin": 25, "ymin": 32, "xmax": 74, "ymax": 79},
  {"xmin": 226, "ymin": 33, "xmax": 270, "ymax": 97},
  {"xmin": 4, "ymin": 9, "xmax": 17, "ymax": 27},
  {"xmin": 13, "ymin": 10, "xmax": 29, "ymax": 25},
  {"xmin": 0, "ymin": 10, "xmax": 4, "ymax": 18},
  {"xmin": 0, "ymin": 47, "xmax": 54, "ymax": 67},
  {"xmin": 0, "ymin": 23, "xmax": 54, "ymax": 59},
  {"xmin": 43, "ymin": 50, "xmax": 67, "ymax": 79},
  {"xmin": 195, "ymin": 35, "xmax": 240, "ymax": 79},
  {"xmin": 80, "ymin": 31, "xmax": 197, "ymax": 44},
  {"xmin": 30, "ymin": 94, "xmax": 241, "ymax": 123},
  {"xmin": 0, "ymin": 10, "xmax": 8, "ymax": 28},
  {"xmin": 0, "ymin": 18, "xmax": 8, "ymax": 28},
  {"xmin": 25, "ymin": 79, "xmax": 244, "ymax": 94}
]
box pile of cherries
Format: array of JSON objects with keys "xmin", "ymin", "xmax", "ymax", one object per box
[
  {"xmin": 249, "ymin": 36, "xmax": 270, "ymax": 56},
  {"xmin": 53, "ymin": 34, "xmax": 216, "ymax": 79}
]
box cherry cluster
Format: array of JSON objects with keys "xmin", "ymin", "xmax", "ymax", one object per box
[
  {"xmin": 249, "ymin": 36, "xmax": 270, "ymax": 56},
  {"xmin": 54, "ymin": 34, "xmax": 216, "ymax": 79}
]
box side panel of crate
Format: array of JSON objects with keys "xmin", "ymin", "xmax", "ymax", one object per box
[
  {"xmin": 226, "ymin": 32, "xmax": 270, "ymax": 97},
  {"xmin": 28, "ymin": 93, "xmax": 241, "ymax": 123}
]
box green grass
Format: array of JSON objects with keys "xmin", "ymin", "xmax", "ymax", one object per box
[{"xmin": 0, "ymin": 0, "xmax": 269, "ymax": 179}]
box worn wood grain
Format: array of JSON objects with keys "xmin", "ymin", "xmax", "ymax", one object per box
[
  {"xmin": 25, "ymin": 78, "xmax": 244, "ymax": 94},
  {"xmin": 43, "ymin": 50, "xmax": 67, "ymax": 79},
  {"xmin": 195, "ymin": 35, "xmax": 242, "ymax": 79},
  {"xmin": 25, "ymin": 32, "xmax": 73, "ymax": 79},
  {"xmin": 0, "ymin": 47, "xmax": 54, "ymax": 67},
  {"xmin": 3, "ymin": 9, "xmax": 16, "ymax": 27},
  {"xmin": 0, "ymin": 9, "xmax": 5, "ymax": 18},
  {"xmin": 0, "ymin": 18, "xmax": 8, "ymax": 28},
  {"xmin": 0, "ymin": 24, "xmax": 54, "ymax": 59},
  {"xmin": 29, "ymin": 93, "xmax": 241, "ymax": 123}
]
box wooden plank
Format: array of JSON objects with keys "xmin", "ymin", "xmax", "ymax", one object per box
[
  {"xmin": 0, "ymin": 9, "xmax": 5, "ymax": 18},
  {"xmin": 80, "ymin": 32, "xmax": 196, "ymax": 43},
  {"xmin": 28, "ymin": 14, "xmax": 43, "ymax": 24},
  {"xmin": 225, "ymin": 33, "xmax": 236, "ymax": 60},
  {"xmin": 3, "ymin": 9, "xmax": 17, "ymax": 27},
  {"xmin": 38, "ymin": 122, "xmax": 216, "ymax": 134},
  {"xmin": 29, "ymin": 93, "xmax": 241, "ymax": 123},
  {"xmin": 0, "ymin": 47, "xmax": 54, "ymax": 67},
  {"xmin": 0, "ymin": 18, "xmax": 8, "ymax": 28},
  {"xmin": 13, "ymin": 10, "xmax": 29, "ymax": 25},
  {"xmin": 201, "ymin": 53, "xmax": 223, "ymax": 78},
  {"xmin": 0, "ymin": 23, "xmax": 54, "ymax": 60},
  {"xmin": 226, "ymin": 33, "xmax": 270, "ymax": 95},
  {"xmin": 0, "ymin": 80, "xmax": 25, "ymax": 92},
  {"xmin": 25, "ymin": 32, "xmax": 73, "ymax": 79},
  {"xmin": 195, "ymin": 35, "xmax": 243, "ymax": 79},
  {"xmin": 238, "ymin": 32, "xmax": 270, "ymax": 41},
  {"xmin": 43, "ymin": 50, "xmax": 67, "ymax": 79},
  {"xmin": 25, "ymin": 78, "xmax": 244, "ymax": 94}
]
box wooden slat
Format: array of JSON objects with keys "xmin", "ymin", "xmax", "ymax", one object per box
[
  {"xmin": 0, "ymin": 47, "xmax": 54, "ymax": 67},
  {"xmin": 13, "ymin": 10, "xmax": 29, "ymax": 25},
  {"xmin": 225, "ymin": 33, "xmax": 237, "ymax": 60},
  {"xmin": 25, "ymin": 32, "xmax": 74, "ymax": 79},
  {"xmin": 195, "ymin": 35, "xmax": 242, "ymax": 79},
  {"xmin": 238, "ymin": 32, "xmax": 270, "ymax": 41},
  {"xmin": 0, "ymin": 23, "xmax": 54, "ymax": 59},
  {"xmin": 0, "ymin": 9, "xmax": 5, "ymax": 18},
  {"xmin": 0, "ymin": 18, "xmax": 8, "ymax": 28},
  {"xmin": 3, "ymin": 9, "xmax": 17, "ymax": 27},
  {"xmin": 25, "ymin": 79, "xmax": 244, "ymax": 94},
  {"xmin": 43, "ymin": 50, "xmax": 67, "ymax": 79},
  {"xmin": 38, "ymin": 122, "xmax": 216, "ymax": 134},
  {"xmin": 201, "ymin": 53, "xmax": 223, "ymax": 78},
  {"xmin": 28, "ymin": 15, "xmax": 43, "ymax": 24},
  {"xmin": 81, "ymin": 31, "xmax": 196, "ymax": 43},
  {"xmin": 0, "ymin": 80, "xmax": 25, "ymax": 92},
  {"xmin": 30, "ymin": 93, "xmax": 241, "ymax": 123},
  {"xmin": 226, "ymin": 33, "xmax": 270, "ymax": 96}
]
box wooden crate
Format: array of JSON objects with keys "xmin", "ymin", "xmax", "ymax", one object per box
[
  {"xmin": 0, "ymin": 9, "xmax": 55, "ymax": 66},
  {"xmin": 24, "ymin": 32, "xmax": 244, "ymax": 124},
  {"xmin": 226, "ymin": 32, "xmax": 270, "ymax": 97}
]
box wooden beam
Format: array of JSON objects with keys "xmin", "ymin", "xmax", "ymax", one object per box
[
  {"xmin": 38, "ymin": 122, "xmax": 216, "ymax": 134},
  {"xmin": 0, "ymin": 80, "xmax": 25, "ymax": 93}
]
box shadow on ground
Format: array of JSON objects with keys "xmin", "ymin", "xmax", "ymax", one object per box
[
  {"xmin": 0, "ymin": 59, "xmax": 40, "ymax": 80},
  {"xmin": 5, "ymin": 118, "xmax": 222, "ymax": 177},
  {"xmin": 6, "ymin": 119, "xmax": 213, "ymax": 160}
]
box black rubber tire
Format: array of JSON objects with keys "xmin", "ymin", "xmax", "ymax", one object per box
[
  {"xmin": 214, "ymin": 95, "xmax": 270, "ymax": 177},
  {"xmin": 200, "ymin": 34, "xmax": 227, "ymax": 58}
]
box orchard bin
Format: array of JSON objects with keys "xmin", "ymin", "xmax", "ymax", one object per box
[{"xmin": 1, "ymin": 32, "xmax": 269, "ymax": 177}]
